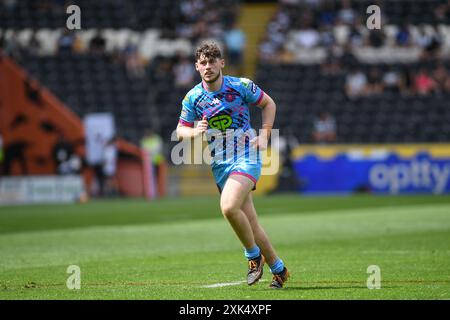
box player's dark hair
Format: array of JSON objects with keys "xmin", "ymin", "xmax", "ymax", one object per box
[{"xmin": 195, "ymin": 41, "xmax": 222, "ymax": 61}]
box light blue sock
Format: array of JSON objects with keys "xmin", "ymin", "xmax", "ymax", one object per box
[
  {"xmin": 244, "ymin": 245, "xmax": 260, "ymax": 260},
  {"xmin": 269, "ymin": 258, "xmax": 285, "ymax": 274}
]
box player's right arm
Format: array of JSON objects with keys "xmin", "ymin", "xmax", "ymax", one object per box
[
  {"xmin": 176, "ymin": 116, "xmax": 208, "ymax": 139},
  {"xmin": 176, "ymin": 92, "xmax": 208, "ymax": 139}
]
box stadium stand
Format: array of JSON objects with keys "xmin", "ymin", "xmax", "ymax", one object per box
[
  {"xmin": 20, "ymin": 52, "xmax": 153, "ymax": 144},
  {"xmin": 254, "ymin": 0, "xmax": 450, "ymax": 143},
  {"xmin": 1, "ymin": 0, "xmax": 450, "ymax": 162},
  {"xmin": 255, "ymin": 62, "xmax": 450, "ymax": 143},
  {"xmin": 0, "ymin": 0, "xmax": 175, "ymax": 30}
]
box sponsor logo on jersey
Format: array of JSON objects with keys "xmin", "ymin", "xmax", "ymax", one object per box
[
  {"xmin": 198, "ymin": 100, "xmax": 208, "ymax": 108},
  {"xmin": 211, "ymin": 98, "xmax": 221, "ymax": 105},
  {"xmin": 240, "ymin": 78, "xmax": 251, "ymax": 88},
  {"xmin": 208, "ymin": 114, "xmax": 233, "ymax": 131},
  {"xmin": 240, "ymin": 78, "xmax": 257, "ymax": 93},
  {"xmin": 225, "ymin": 93, "xmax": 235, "ymax": 102}
]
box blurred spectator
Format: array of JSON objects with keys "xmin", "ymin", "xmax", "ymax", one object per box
[
  {"xmin": 318, "ymin": 0, "xmax": 337, "ymax": 26},
  {"xmin": 178, "ymin": 0, "xmax": 205, "ymax": 40},
  {"xmin": 337, "ymin": 0, "xmax": 357, "ymax": 25},
  {"xmin": 258, "ymin": 36, "xmax": 280, "ymax": 63},
  {"xmin": 27, "ymin": 30, "xmax": 42, "ymax": 56},
  {"xmin": 292, "ymin": 21, "xmax": 321, "ymax": 49},
  {"xmin": 422, "ymin": 26, "xmax": 442, "ymax": 60},
  {"xmin": 141, "ymin": 129, "xmax": 167, "ymax": 198},
  {"xmin": 319, "ymin": 24, "xmax": 335, "ymax": 48},
  {"xmin": 396, "ymin": 23, "xmax": 412, "ymax": 47},
  {"xmin": 340, "ymin": 42, "xmax": 358, "ymax": 66},
  {"xmin": 312, "ymin": 112, "xmax": 337, "ymax": 143},
  {"xmin": 321, "ymin": 44, "xmax": 344, "ymax": 75},
  {"xmin": 383, "ymin": 68, "xmax": 403, "ymax": 93},
  {"xmin": 272, "ymin": 6, "xmax": 291, "ymax": 30},
  {"xmin": 102, "ymin": 137, "xmax": 119, "ymax": 197},
  {"xmin": 123, "ymin": 41, "xmax": 145, "ymax": 78},
  {"xmin": 89, "ymin": 31, "xmax": 106, "ymax": 55},
  {"xmin": 345, "ymin": 67, "xmax": 368, "ymax": 98},
  {"xmin": 415, "ymin": 26, "xmax": 442, "ymax": 60},
  {"xmin": 177, "ymin": 0, "xmax": 236, "ymax": 41},
  {"xmin": 4, "ymin": 31, "xmax": 22, "ymax": 62},
  {"xmin": 367, "ymin": 67, "xmax": 384, "ymax": 95},
  {"xmin": 434, "ymin": 0, "xmax": 450, "ymax": 23},
  {"xmin": 432, "ymin": 63, "xmax": 450, "ymax": 92},
  {"xmin": 223, "ymin": 22, "xmax": 246, "ymax": 76},
  {"xmin": 414, "ymin": 26, "xmax": 431, "ymax": 48},
  {"xmin": 89, "ymin": 132, "xmax": 107, "ymax": 197},
  {"xmin": 52, "ymin": 134, "xmax": 75, "ymax": 175},
  {"xmin": 348, "ymin": 23, "xmax": 364, "ymax": 48},
  {"xmin": 57, "ymin": 29, "xmax": 76, "ymax": 54},
  {"xmin": 401, "ymin": 67, "xmax": 415, "ymax": 95},
  {"xmin": 180, "ymin": 0, "xmax": 204, "ymax": 24},
  {"xmin": 173, "ymin": 54, "xmax": 196, "ymax": 88},
  {"xmin": 367, "ymin": 29, "xmax": 385, "ymax": 48},
  {"xmin": 266, "ymin": 22, "xmax": 286, "ymax": 51},
  {"xmin": 141, "ymin": 129, "xmax": 164, "ymax": 170},
  {"xmin": 414, "ymin": 68, "xmax": 437, "ymax": 95}
]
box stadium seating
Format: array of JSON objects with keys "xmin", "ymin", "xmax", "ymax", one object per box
[
  {"xmin": 0, "ymin": 0, "xmax": 181, "ymax": 30},
  {"xmin": 255, "ymin": 62, "xmax": 450, "ymax": 143},
  {"xmin": 3, "ymin": 0, "xmax": 450, "ymax": 154},
  {"xmin": 18, "ymin": 52, "xmax": 450, "ymax": 147},
  {"xmin": 21, "ymin": 52, "xmax": 151, "ymax": 144}
]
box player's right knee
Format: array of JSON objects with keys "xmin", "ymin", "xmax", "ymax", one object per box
[{"xmin": 220, "ymin": 203, "xmax": 239, "ymax": 218}]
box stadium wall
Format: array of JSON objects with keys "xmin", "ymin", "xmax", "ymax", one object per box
[{"xmin": 292, "ymin": 144, "xmax": 450, "ymax": 195}]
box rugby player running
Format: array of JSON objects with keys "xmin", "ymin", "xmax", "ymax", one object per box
[{"xmin": 176, "ymin": 41, "xmax": 289, "ymax": 288}]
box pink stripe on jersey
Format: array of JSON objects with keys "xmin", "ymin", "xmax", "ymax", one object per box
[
  {"xmin": 229, "ymin": 171, "xmax": 257, "ymax": 184},
  {"xmin": 179, "ymin": 119, "xmax": 194, "ymax": 127},
  {"xmin": 256, "ymin": 91, "xmax": 264, "ymax": 105},
  {"xmin": 251, "ymin": 91, "xmax": 265, "ymax": 106}
]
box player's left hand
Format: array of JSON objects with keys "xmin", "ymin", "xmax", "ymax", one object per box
[{"xmin": 250, "ymin": 135, "xmax": 268, "ymax": 151}]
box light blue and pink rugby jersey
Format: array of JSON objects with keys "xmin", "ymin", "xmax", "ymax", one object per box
[{"xmin": 178, "ymin": 75, "xmax": 265, "ymax": 165}]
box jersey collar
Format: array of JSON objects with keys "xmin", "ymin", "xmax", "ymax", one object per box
[{"xmin": 201, "ymin": 76, "xmax": 225, "ymax": 94}]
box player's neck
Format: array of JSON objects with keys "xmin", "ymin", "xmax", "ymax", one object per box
[{"xmin": 202, "ymin": 74, "xmax": 223, "ymax": 92}]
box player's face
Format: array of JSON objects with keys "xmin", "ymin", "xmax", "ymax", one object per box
[{"xmin": 195, "ymin": 55, "xmax": 224, "ymax": 83}]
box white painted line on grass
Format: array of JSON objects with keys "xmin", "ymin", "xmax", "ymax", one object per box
[{"xmin": 201, "ymin": 279, "xmax": 267, "ymax": 288}]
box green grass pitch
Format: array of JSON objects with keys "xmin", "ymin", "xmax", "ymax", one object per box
[{"xmin": 0, "ymin": 194, "xmax": 449, "ymax": 299}]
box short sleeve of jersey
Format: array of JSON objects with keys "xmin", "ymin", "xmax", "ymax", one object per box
[
  {"xmin": 178, "ymin": 94, "xmax": 195, "ymax": 127},
  {"xmin": 240, "ymin": 78, "xmax": 264, "ymax": 106}
]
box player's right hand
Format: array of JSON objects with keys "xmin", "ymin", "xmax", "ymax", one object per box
[{"xmin": 195, "ymin": 116, "xmax": 208, "ymax": 135}]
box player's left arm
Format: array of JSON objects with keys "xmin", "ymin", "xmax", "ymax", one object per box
[{"xmin": 251, "ymin": 92, "xmax": 276, "ymax": 150}]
